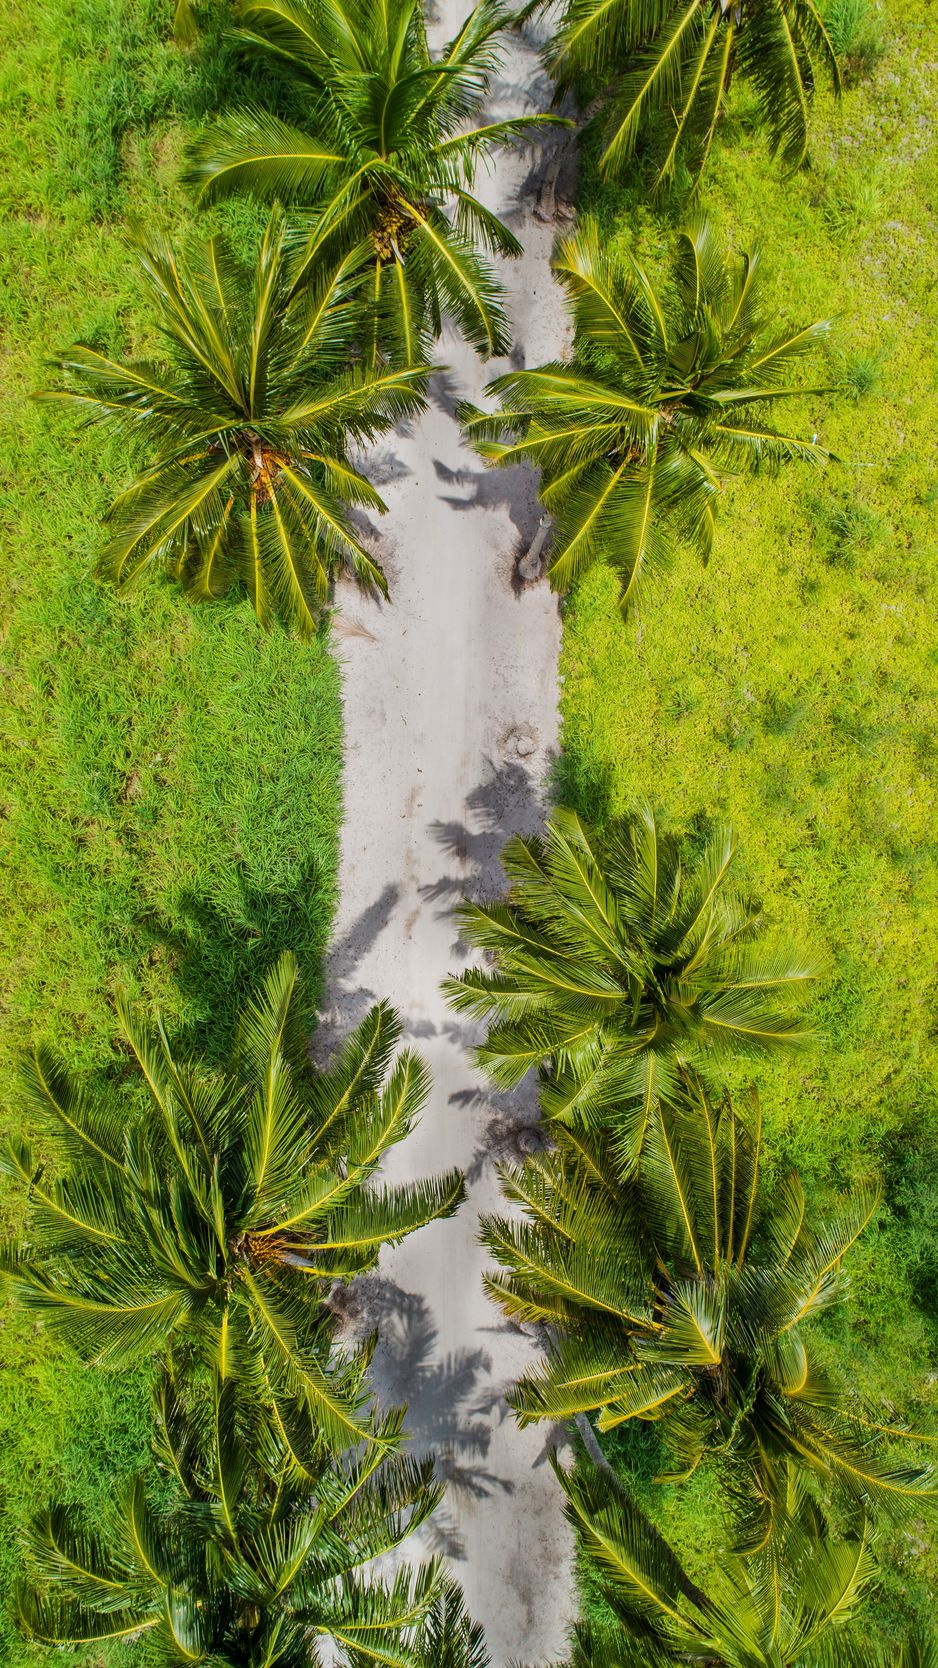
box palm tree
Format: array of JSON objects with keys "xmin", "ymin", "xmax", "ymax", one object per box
[
  {"xmin": 444, "ymin": 805, "xmax": 816, "ymax": 1164},
  {"xmin": 186, "ymin": 0, "xmax": 563, "ymax": 361},
  {"xmin": 555, "ymin": 1460, "xmax": 932, "ymax": 1668},
  {"xmin": 2, "ymin": 953, "xmax": 465, "ymax": 1451},
  {"xmin": 39, "ymin": 209, "xmax": 429, "ymax": 632},
  {"xmin": 537, "ymin": 0, "xmax": 840, "ymax": 188},
  {"xmin": 17, "ymin": 1373, "xmax": 447, "ymax": 1664},
  {"xmin": 459, "ymin": 216, "xmax": 830, "ymax": 615},
  {"xmin": 482, "ymin": 1080, "xmax": 935, "ymax": 1531}
]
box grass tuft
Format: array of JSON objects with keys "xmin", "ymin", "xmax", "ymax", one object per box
[
  {"xmin": 821, "ymin": 0, "xmax": 885, "ymax": 81},
  {"xmin": 835, "ymin": 348, "xmax": 884, "ymax": 400},
  {"xmin": 820, "ymin": 162, "xmax": 885, "ymax": 235}
]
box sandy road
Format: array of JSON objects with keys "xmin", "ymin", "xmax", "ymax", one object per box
[{"xmin": 322, "ymin": 6, "xmax": 576, "ymax": 1658}]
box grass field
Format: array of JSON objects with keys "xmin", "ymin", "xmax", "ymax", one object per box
[
  {"xmin": 559, "ymin": 0, "xmax": 938, "ymax": 1637},
  {"xmin": 0, "ymin": 2, "xmax": 342, "ymax": 1657}
]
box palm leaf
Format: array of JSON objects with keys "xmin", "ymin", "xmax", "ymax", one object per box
[{"xmin": 186, "ymin": 108, "xmax": 345, "ymax": 202}]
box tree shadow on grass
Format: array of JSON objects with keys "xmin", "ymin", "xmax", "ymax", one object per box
[
  {"xmin": 547, "ymin": 750, "xmax": 617, "ymax": 829},
  {"xmin": 142, "ymin": 856, "xmax": 335, "ymax": 1066}
]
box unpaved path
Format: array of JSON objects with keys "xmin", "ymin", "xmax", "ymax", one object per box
[{"xmin": 321, "ymin": 5, "xmax": 575, "ymax": 1660}]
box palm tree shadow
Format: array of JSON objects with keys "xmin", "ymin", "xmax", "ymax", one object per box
[
  {"xmin": 425, "ymin": 368, "xmax": 466, "ymax": 420},
  {"xmin": 449, "ymin": 1084, "xmax": 549, "ymax": 1186},
  {"xmin": 176, "ymin": 5, "xmax": 315, "ymax": 127},
  {"xmin": 433, "ymin": 456, "xmax": 545, "ymax": 560},
  {"xmin": 422, "ymin": 752, "xmax": 555, "ymax": 916},
  {"xmin": 141, "ymin": 857, "xmax": 335, "ymax": 1066},
  {"xmin": 335, "ymin": 1278, "xmax": 513, "ymax": 1560},
  {"xmin": 421, "ymin": 753, "xmax": 562, "ymax": 1175},
  {"xmin": 314, "ymin": 885, "xmax": 402, "ymax": 1051}
]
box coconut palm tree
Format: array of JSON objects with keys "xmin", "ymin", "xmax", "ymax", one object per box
[
  {"xmin": 459, "ymin": 216, "xmax": 830, "ymax": 615},
  {"xmin": 556, "ymin": 1460, "xmax": 931, "ymax": 1668},
  {"xmin": 482, "ymin": 1079, "xmax": 935, "ymax": 1532},
  {"xmin": 39, "ymin": 209, "xmax": 429, "ymax": 632},
  {"xmin": 537, "ymin": 0, "xmax": 840, "ymax": 188},
  {"xmin": 444, "ymin": 805, "xmax": 816, "ymax": 1164},
  {"xmin": 2, "ymin": 953, "xmax": 464, "ymax": 1451},
  {"xmin": 17, "ymin": 1372, "xmax": 447, "ymax": 1664},
  {"xmin": 186, "ymin": 0, "xmax": 563, "ymax": 361}
]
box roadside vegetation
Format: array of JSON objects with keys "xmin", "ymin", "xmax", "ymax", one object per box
[
  {"xmin": 551, "ymin": 0, "xmax": 938, "ymax": 1639},
  {"xmin": 0, "ymin": 2, "xmax": 341, "ymax": 1657},
  {"xmin": 460, "ymin": 214, "xmax": 832, "ymax": 612}
]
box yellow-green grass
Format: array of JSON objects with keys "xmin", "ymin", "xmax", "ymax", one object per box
[
  {"xmin": 0, "ymin": 2, "xmax": 341, "ymax": 1657},
  {"xmin": 561, "ymin": 0, "xmax": 937, "ymax": 1637}
]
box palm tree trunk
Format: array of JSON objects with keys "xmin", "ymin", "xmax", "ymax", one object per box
[{"xmin": 518, "ymin": 515, "xmax": 551, "ymax": 580}]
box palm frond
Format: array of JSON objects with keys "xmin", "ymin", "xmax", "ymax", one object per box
[
  {"xmin": 6, "ymin": 956, "xmax": 464, "ymax": 1451},
  {"xmin": 186, "ymin": 108, "xmax": 345, "ymax": 202},
  {"xmin": 544, "ymin": 0, "xmax": 839, "ymax": 185}
]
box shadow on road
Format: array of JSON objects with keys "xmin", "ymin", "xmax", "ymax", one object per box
[
  {"xmin": 424, "ymin": 753, "xmax": 553, "ymax": 911},
  {"xmin": 316, "ymin": 883, "xmax": 402, "ymax": 1050},
  {"xmin": 433, "ymin": 456, "xmax": 544, "ymax": 555},
  {"xmin": 335, "ymin": 1278, "xmax": 514, "ymax": 1559}
]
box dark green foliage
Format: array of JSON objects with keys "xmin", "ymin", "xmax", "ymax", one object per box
[{"xmin": 884, "ymin": 1137, "xmax": 938, "ymax": 1320}]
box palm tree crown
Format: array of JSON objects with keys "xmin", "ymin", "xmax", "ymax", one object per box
[
  {"xmin": 2, "ymin": 953, "xmax": 464, "ymax": 1451},
  {"xmin": 18, "ymin": 1375, "xmax": 446, "ymax": 1665},
  {"xmin": 187, "ymin": 0, "xmax": 561, "ymax": 360},
  {"xmin": 444, "ymin": 805, "xmax": 816, "ymax": 1164},
  {"xmin": 555, "ymin": 1461, "xmax": 928, "ymax": 1668},
  {"xmin": 541, "ymin": 0, "xmax": 840, "ymax": 187},
  {"xmin": 483, "ymin": 1082, "xmax": 935, "ymax": 1530},
  {"xmin": 41, "ymin": 210, "xmax": 429, "ymax": 632},
  {"xmin": 460, "ymin": 216, "xmax": 830, "ymax": 614}
]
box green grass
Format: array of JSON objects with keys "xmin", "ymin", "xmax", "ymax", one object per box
[
  {"xmin": 559, "ymin": 0, "xmax": 938, "ymax": 1639},
  {"xmin": 0, "ymin": 2, "xmax": 342, "ymax": 1657}
]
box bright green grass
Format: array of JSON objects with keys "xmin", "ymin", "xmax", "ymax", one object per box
[
  {"xmin": 560, "ymin": 0, "xmax": 938, "ymax": 1638},
  {"xmin": 0, "ymin": 3, "xmax": 341, "ymax": 1657}
]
